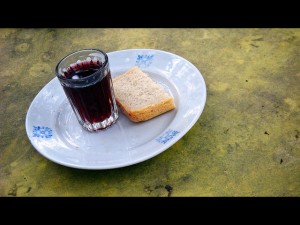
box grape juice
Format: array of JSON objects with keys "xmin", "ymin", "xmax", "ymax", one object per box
[{"xmin": 61, "ymin": 59, "xmax": 116, "ymax": 130}]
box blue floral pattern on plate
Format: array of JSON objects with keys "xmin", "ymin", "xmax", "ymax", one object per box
[
  {"xmin": 156, "ymin": 129, "xmax": 180, "ymax": 144},
  {"xmin": 135, "ymin": 54, "xmax": 154, "ymax": 67},
  {"xmin": 33, "ymin": 126, "xmax": 53, "ymax": 139}
]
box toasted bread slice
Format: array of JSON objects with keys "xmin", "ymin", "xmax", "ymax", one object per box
[{"xmin": 112, "ymin": 66, "xmax": 176, "ymax": 122}]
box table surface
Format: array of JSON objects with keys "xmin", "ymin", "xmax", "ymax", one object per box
[{"xmin": 0, "ymin": 28, "xmax": 299, "ymax": 196}]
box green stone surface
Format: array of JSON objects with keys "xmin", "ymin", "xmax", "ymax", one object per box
[{"xmin": 0, "ymin": 28, "xmax": 299, "ymax": 196}]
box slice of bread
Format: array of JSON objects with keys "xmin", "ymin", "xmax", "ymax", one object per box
[{"xmin": 112, "ymin": 66, "xmax": 176, "ymax": 122}]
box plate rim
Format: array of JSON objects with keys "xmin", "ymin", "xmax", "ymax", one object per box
[{"xmin": 25, "ymin": 48, "xmax": 207, "ymax": 169}]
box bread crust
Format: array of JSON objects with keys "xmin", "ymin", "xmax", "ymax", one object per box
[{"xmin": 115, "ymin": 96, "xmax": 175, "ymax": 122}]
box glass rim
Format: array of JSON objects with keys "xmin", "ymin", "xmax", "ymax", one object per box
[{"xmin": 55, "ymin": 48, "xmax": 108, "ymax": 81}]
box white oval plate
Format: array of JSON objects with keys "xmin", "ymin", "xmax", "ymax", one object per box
[{"xmin": 25, "ymin": 49, "xmax": 206, "ymax": 169}]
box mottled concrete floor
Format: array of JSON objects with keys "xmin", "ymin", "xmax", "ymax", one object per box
[{"xmin": 0, "ymin": 28, "xmax": 299, "ymax": 196}]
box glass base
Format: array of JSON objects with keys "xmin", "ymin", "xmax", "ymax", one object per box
[{"xmin": 81, "ymin": 111, "xmax": 119, "ymax": 132}]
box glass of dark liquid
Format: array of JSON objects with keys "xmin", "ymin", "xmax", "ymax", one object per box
[{"xmin": 55, "ymin": 49, "xmax": 118, "ymax": 132}]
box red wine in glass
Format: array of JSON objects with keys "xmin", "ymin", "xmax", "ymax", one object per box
[{"xmin": 56, "ymin": 50, "xmax": 118, "ymax": 132}]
